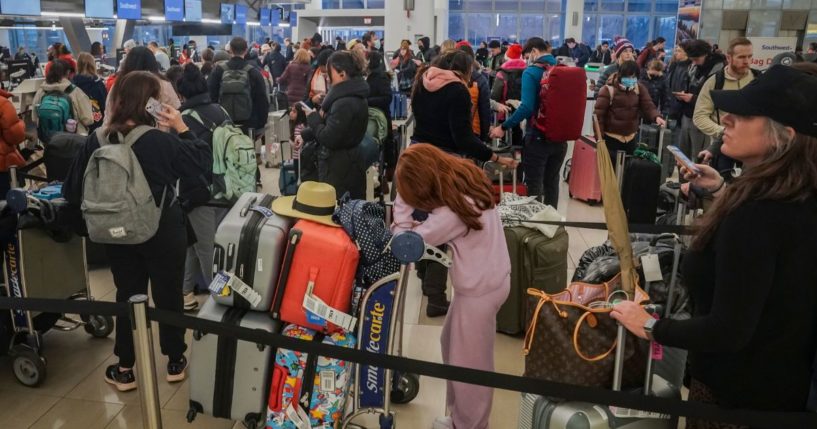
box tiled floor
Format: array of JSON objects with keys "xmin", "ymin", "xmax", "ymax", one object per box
[{"xmin": 0, "ymin": 160, "xmax": 649, "ymax": 429}]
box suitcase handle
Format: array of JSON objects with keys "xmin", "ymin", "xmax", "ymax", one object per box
[
  {"xmin": 240, "ymin": 196, "xmax": 259, "ymax": 217},
  {"xmin": 271, "ymin": 228, "xmax": 302, "ymax": 319}
]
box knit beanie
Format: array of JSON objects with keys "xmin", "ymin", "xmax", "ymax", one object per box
[
  {"xmin": 455, "ymin": 40, "xmax": 472, "ymax": 49},
  {"xmin": 506, "ymin": 44, "xmax": 522, "ymax": 60},
  {"xmin": 614, "ymin": 38, "xmax": 634, "ymax": 57}
]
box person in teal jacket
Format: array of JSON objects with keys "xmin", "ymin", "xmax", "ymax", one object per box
[{"xmin": 489, "ymin": 37, "xmax": 564, "ymax": 208}]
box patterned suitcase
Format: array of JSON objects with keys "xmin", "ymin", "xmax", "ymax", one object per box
[
  {"xmin": 213, "ymin": 193, "xmax": 293, "ymax": 311},
  {"xmin": 568, "ymin": 136, "xmax": 602, "ymax": 205},
  {"xmin": 271, "ymin": 219, "xmax": 359, "ymax": 332},
  {"xmin": 266, "ymin": 324, "xmax": 356, "ymax": 429},
  {"xmin": 188, "ymin": 298, "xmax": 279, "ymax": 428}
]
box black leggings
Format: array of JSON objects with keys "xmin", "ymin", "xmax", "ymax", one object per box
[{"xmin": 107, "ymin": 204, "xmax": 188, "ymax": 367}]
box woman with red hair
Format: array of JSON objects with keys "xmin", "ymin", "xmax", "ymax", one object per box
[{"xmin": 391, "ymin": 143, "xmax": 511, "ymax": 429}]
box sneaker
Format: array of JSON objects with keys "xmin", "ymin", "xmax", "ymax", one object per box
[
  {"xmin": 265, "ymin": 161, "xmax": 274, "ymax": 169},
  {"xmin": 183, "ymin": 292, "xmax": 199, "ymax": 312},
  {"xmin": 104, "ymin": 364, "xmax": 136, "ymax": 392},
  {"xmin": 167, "ymin": 356, "xmax": 188, "ymax": 383},
  {"xmin": 432, "ymin": 416, "xmax": 452, "ymax": 429}
]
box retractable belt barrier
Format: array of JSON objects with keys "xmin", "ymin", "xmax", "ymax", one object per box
[
  {"xmin": 0, "ymin": 296, "xmax": 814, "ymax": 429},
  {"xmin": 503, "ymin": 218, "xmax": 692, "ymax": 235}
]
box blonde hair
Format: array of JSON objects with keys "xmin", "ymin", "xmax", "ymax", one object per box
[
  {"xmin": 440, "ymin": 40, "xmax": 457, "ymax": 54},
  {"xmin": 293, "ymin": 48, "xmax": 311, "ymax": 64},
  {"xmin": 76, "ymin": 52, "xmax": 97, "ymax": 77}
]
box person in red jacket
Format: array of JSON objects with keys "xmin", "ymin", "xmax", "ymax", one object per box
[
  {"xmin": 44, "ymin": 43, "xmax": 77, "ymax": 77},
  {"xmin": 0, "ymin": 88, "xmax": 28, "ymax": 196}
]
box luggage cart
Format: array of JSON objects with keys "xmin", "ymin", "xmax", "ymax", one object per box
[
  {"xmin": 1, "ymin": 179, "xmax": 114, "ymax": 387},
  {"xmin": 343, "ymin": 231, "xmax": 452, "ymax": 429}
]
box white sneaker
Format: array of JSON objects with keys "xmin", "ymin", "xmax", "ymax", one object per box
[
  {"xmin": 183, "ymin": 292, "xmax": 199, "ymax": 312},
  {"xmin": 432, "ymin": 416, "xmax": 452, "ymax": 429}
]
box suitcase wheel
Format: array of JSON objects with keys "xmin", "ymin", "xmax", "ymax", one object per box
[
  {"xmin": 378, "ymin": 413, "xmax": 394, "ymax": 429},
  {"xmin": 186, "ymin": 408, "xmax": 197, "ymax": 423},
  {"xmin": 390, "ymin": 372, "xmax": 420, "ymax": 404},
  {"xmin": 82, "ymin": 314, "xmax": 114, "ymax": 338},
  {"xmin": 243, "ymin": 412, "xmax": 262, "ymax": 429},
  {"xmin": 11, "ymin": 345, "xmax": 47, "ymax": 387}
]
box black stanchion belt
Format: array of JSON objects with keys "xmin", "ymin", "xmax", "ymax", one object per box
[
  {"xmin": 503, "ymin": 218, "xmax": 692, "ymax": 235},
  {"xmin": 0, "ymin": 296, "xmax": 814, "ymax": 429}
]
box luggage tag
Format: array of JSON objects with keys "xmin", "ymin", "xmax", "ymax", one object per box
[
  {"xmin": 640, "ymin": 254, "xmax": 663, "ymax": 283},
  {"xmin": 609, "ymin": 406, "xmax": 669, "ymax": 420},
  {"xmin": 285, "ymin": 403, "xmax": 311, "ymax": 429},
  {"xmin": 209, "ymin": 271, "xmax": 231, "ymax": 296},
  {"xmin": 249, "ymin": 205, "xmax": 274, "ymax": 218},
  {"xmin": 302, "ymin": 269, "xmax": 358, "ymax": 332}
]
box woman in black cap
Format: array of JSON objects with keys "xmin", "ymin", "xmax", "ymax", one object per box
[{"xmin": 612, "ymin": 65, "xmax": 817, "ymax": 427}]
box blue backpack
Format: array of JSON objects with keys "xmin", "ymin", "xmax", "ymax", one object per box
[{"xmin": 333, "ymin": 199, "xmax": 400, "ymax": 287}]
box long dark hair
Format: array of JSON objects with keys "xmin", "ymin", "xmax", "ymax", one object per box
[
  {"xmin": 46, "ymin": 59, "xmax": 71, "ymax": 84},
  {"xmin": 693, "ymin": 120, "xmax": 817, "ymax": 249},
  {"xmin": 289, "ymin": 104, "xmax": 308, "ymax": 141},
  {"xmin": 119, "ymin": 46, "xmax": 162, "ymax": 78},
  {"xmin": 106, "ymin": 71, "xmax": 161, "ymax": 136},
  {"xmin": 396, "ymin": 143, "xmax": 495, "ymax": 231},
  {"xmin": 411, "ymin": 50, "xmax": 471, "ymax": 99}
]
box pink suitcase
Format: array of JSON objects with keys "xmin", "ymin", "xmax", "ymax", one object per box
[{"xmin": 568, "ymin": 136, "xmax": 602, "ymax": 205}]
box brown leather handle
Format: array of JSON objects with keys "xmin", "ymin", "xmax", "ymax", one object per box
[{"xmin": 573, "ymin": 310, "xmax": 617, "ymax": 362}]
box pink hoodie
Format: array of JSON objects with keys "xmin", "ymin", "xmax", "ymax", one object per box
[
  {"xmin": 500, "ymin": 58, "xmax": 528, "ymax": 71},
  {"xmin": 422, "ymin": 67, "xmax": 467, "ymax": 92}
]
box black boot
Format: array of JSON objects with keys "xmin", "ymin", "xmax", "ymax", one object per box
[{"xmin": 426, "ymin": 294, "xmax": 450, "ymax": 318}]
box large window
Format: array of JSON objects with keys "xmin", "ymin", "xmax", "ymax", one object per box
[
  {"xmin": 448, "ymin": 0, "xmax": 564, "ymax": 44},
  {"xmin": 583, "ymin": 0, "xmax": 677, "ymax": 49},
  {"xmin": 320, "ymin": 0, "xmax": 383, "ymax": 8}
]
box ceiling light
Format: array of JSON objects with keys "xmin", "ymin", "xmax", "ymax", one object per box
[{"xmin": 41, "ymin": 11, "xmax": 85, "ymax": 18}]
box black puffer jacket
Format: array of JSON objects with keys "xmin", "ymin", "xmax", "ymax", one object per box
[
  {"xmin": 683, "ymin": 53, "xmax": 726, "ymax": 118},
  {"xmin": 665, "ymin": 59, "xmax": 691, "ymax": 120},
  {"xmin": 301, "ymin": 78, "xmax": 369, "ymax": 200}
]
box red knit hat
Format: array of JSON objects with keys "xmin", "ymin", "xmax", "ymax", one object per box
[
  {"xmin": 506, "ymin": 44, "xmax": 522, "ymax": 60},
  {"xmin": 455, "ymin": 40, "xmax": 471, "ymax": 49}
]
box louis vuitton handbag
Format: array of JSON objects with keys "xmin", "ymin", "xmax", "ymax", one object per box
[{"xmin": 522, "ymin": 117, "xmax": 650, "ymax": 389}]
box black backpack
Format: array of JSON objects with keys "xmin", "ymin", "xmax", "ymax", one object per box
[
  {"xmin": 219, "ymin": 63, "xmax": 254, "ymax": 123},
  {"xmin": 500, "ymin": 68, "xmax": 524, "ymax": 102}
]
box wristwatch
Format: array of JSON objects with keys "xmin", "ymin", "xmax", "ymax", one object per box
[{"xmin": 643, "ymin": 317, "xmax": 658, "ymax": 341}]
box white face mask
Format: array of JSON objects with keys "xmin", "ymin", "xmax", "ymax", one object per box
[{"xmin": 374, "ymin": 40, "xmax": 381, "ymax": 50}]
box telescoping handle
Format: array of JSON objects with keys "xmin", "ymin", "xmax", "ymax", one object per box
[{"xmin": 611, "ymin": 303, "xmax": 663, "ymax": 393}]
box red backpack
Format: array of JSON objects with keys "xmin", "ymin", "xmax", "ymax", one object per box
[{"xmin": 531, "ymin": 63, "xmax": 587, "ymax": 142}]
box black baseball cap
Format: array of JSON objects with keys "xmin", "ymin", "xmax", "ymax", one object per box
[
  {"xmin": 488, "ymin": 40, "xmax": 501, "ymax": 49},
  {"xmin": 711, "ymin": 65, "xmax": 817, "ymax": 138}
]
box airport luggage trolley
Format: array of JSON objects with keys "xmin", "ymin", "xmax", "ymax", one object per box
[
  {"xmin": 1, "ymin": 181, "xmax": 114, "ymax": 387},
  {"xmin": 343, "ymin": 231, "xmax": 452, "ymax": 429}
]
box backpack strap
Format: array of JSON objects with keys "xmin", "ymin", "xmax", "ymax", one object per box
[
  {"xmin": 714, "ymin": 70, "xmax": 726, "ymax": 91},
  {"xmin": 183, "ymin": 109, "xmax": 219, "ymax": 134},
  {"xmin": 122, "ymin": 125, "xmax": 155, "ymax": 148},
  {"xmin": 64, "ymin": 84, "xmax": 75, "ymax": 95}
]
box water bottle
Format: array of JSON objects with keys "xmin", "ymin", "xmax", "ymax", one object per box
[{"xmin": 65, "ymin": 119, "xmax": 77, "ymax": 133}]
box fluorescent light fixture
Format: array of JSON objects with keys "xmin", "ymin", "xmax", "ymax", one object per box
[
  {"xmin": 247, "ymin": 21, "xmax": 260, "ymax": 26},
  {"xmin": 147, "ymin": 16, "xmax": 166, "ymax": 21},
  {"xmin": 42, "ymin": 11, "xmax": 85, "ymax": 18},
  {"xmin": 0, "ymin": 26, "xmax": 62, "ymax": 30},
  {"xmin": 201, "ymin": 18, "xmax": 220, "ymax": 24},
  {"xmin": 279, "ymin": 23, "xmax": 290, "ymax": 27}
]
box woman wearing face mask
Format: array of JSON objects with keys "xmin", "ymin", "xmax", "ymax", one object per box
[
  {"xmin": 299, "ymin": 51, "xmax": 369, "ymax": 199},
  {"xmin": 594, "ymin": 60, "xmax": 666, "ymax": 164}
]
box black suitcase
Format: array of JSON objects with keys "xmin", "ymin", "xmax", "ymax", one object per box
[
  {"xmin": 620, "ymin": 156, "xmax": 661, "ymax": 224},
  {"xmin": 44, "ymin": 133, "xmax": 86, "ymax": 181}
]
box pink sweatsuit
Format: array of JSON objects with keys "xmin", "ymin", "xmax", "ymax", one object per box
[{"xmin": 392, "ymin": 194, "xmax": 511, "ymax": 429}]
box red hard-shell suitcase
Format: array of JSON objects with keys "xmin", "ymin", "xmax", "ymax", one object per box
[
  {"xmin": 271, "ymin": 219, "xmax": 359, "ymax": 332},
  {"xmin": 533, "ymin": 65, "xmax": 588, "ymax": 142},
  {"xmin": 568, "ymin": 136, "xmax": 602, "ymax": 205}
]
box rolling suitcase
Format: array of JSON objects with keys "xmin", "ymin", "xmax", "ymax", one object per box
[
  {"xmin": 568, "ymin": 136, "xmax": 602, "ymax": 205},
  {"xmin": 266, "ymin": 324, "xmax": 356, "ymax": 429},
  {"xmin": 617, "ymin": 153, "xmax": 661, "ymax": 224},
  {"xmin": 271, "ymin": 219, "xmax": 359, "ymax": 332},
  {"xmin": 639, "ymin": 124, "xmax": 674, "ymax": 183},
  {"xmin": 498, "ymin": 226, "xmax": 568, "ymax": 335},
  {"xmin": 213, "ymin": 193, "xmax": 293, "ymax": 311},
  {"xmin": 188, "ymin": 297, "xmax": 278, "ymax": 429},
  {"xmin": 489, "ymin": 164, "xmax": 527, "ymax": 204}
]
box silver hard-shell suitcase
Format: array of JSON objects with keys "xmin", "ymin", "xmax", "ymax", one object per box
[
  {"xmin": 188, "ymin": 297, "xmax": 279, "ymax": 428},
  {"xmin": 213, "ymin": 193, "xmax": 292, "ymax": 311}
]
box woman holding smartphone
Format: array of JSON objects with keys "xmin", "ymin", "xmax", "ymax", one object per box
[
  {"xmin": 611, "ymin": 65, "xmax": 817, "ymax": 428},
  {"xmin": 63, "ymin": 71, "xmax": 211, "ymax": 392}
]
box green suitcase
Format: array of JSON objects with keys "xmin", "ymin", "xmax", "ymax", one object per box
[{"xmin": 497, "ymin": 226, "xmax": 569, "ymax": 335}]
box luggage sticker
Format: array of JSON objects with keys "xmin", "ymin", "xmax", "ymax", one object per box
[
  {"xmin": 209, "ymin": 271, "xmax": 231, "ymax": 295},
  {"xmin": 319, "ymin": 370, "xmax": 335, "ymax": 392},
  {"xmin": 302, "ymin": 271, "xmax": 358, "ymax": 332},
  {"xmin": 249, "ymin": 205, "xmax": 274, "ymax": 218}
]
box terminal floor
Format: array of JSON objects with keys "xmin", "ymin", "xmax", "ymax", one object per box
[{"xmin": 0, "ymin": 163, "xmax": 681, "ymax": 429}]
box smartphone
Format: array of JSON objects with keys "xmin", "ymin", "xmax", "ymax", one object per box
[
  {"xmin": 666, "ymin": 145, "xmax": 701, "ymax": 175},
  {"xmin": 145, "ymin": 97, "xmax": 164, "ymax": 120},
  {"xmin": 298, "ymin": 101, "xmax": 315, "ymax": 114}
]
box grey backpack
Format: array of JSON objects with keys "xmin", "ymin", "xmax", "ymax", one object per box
[
  {"xmin": 219, "ymin": 63, "xmax": 254, "ymax": 123},
  {"xmin": 81, "ymin": 126, "xmax": 165, "ymax": 245}
]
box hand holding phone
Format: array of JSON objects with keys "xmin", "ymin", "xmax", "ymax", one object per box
[
  {"xmin": 146, "ymin": 97, "xmax": 164, "ymax": 120},
  {"xmin": 298, "ymin": 101, "xmax": 315, "ymax": 115},
  {"xmin": 666, "ymin": 145, "xmax": 701, "ymax": 175}
]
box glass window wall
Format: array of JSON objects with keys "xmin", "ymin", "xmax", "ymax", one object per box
[{"xmin": 582, "ymin": 0, "xmax": 678, "ymax": 49}]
